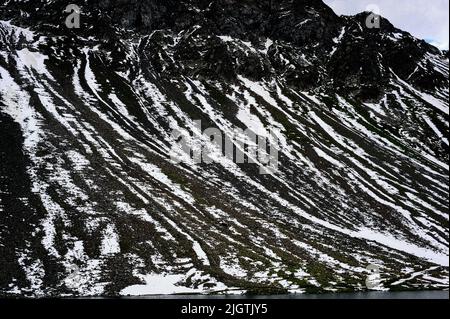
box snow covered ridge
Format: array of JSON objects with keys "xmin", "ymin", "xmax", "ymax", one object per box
[{"xmin": 0, "ymin": 0, "xmax": 449, "ymax": 297}]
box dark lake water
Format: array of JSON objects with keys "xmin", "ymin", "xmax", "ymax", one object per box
[{"xmin": 125, "ymin": 290, "xmax": 448, "ymax": 299}]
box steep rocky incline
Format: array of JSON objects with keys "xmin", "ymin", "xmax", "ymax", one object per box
[{"xmin": 0, "ymin": 0, "xmax": 448, "ymax": 296}]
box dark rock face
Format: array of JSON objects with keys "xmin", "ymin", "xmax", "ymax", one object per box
[
  {"xmin": 1, "ymin": 0, "xmax": 446, "ymax": 96},
  {"xmin": 0, "ymin": 0, "xmax": 448, "ymax": 296}
]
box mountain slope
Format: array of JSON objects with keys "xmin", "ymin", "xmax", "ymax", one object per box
[{"xmin": 0, "ymin": 0, "xmax": 448, "ymax": 296}]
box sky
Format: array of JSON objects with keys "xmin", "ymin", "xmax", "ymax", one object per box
[{"xmin": 323, "ymin": 0, "xmax": 449, "ymax": 50}]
